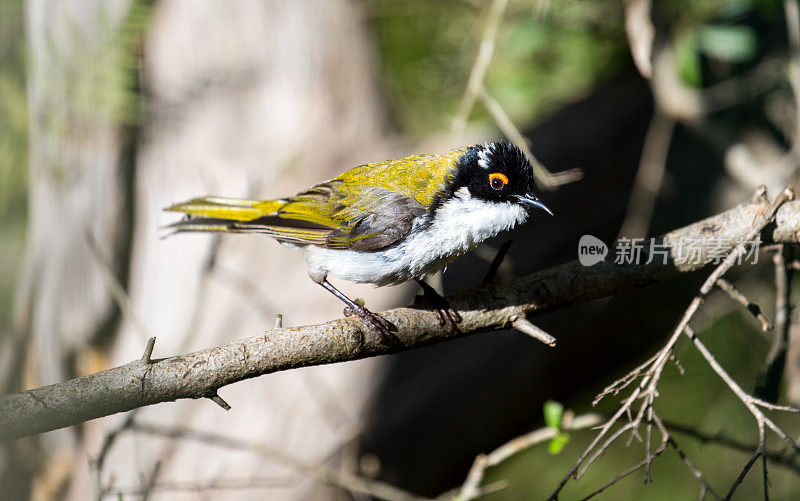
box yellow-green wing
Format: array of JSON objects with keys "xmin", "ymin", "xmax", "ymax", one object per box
[
  {"xmin": 332, "ymin": 147, "xmax": 466, "ymax": 208},
  {"xmin": 166, "ymin": 147, "xmax": 466, "ymax": 250}
]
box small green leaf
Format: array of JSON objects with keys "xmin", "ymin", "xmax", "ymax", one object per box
[
  {"xmin": 675, "ymin": 31, "xmax": 702, "ymax": 87},
  {"xmin": 543, "ymin": 400, "xmax": 564, "ymax": 430},
  {"xmin": 548, "ymin": 432, "xmax": 570, "ymax": 455},
  {"xmin": 354, "ymin": 298, "xmax": 366, "ymax": 307}
]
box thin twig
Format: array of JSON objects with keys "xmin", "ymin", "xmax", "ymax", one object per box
[
  {"xmin": 664, "ymin": 420, "xmax": 800, "ymax": 475},
  {"xmin": 91, "ymin": 411, "xmax": 139, "ymax": 501},
  {"xmin": 579, "ymin": 440, "xmax": 668, "ymax": 500},
  {"xmin": 103, "ymin": 477, "xmax": 293, "ymax": 498},
  {"xmin": 667, "ymin": 436, "xmax": 722, "ymax": 499},
  {"xmin": 86, "ymin": 230, "xmax": 150, "ymax": 343},
  {"xmin": 715, "ymin": 278, "xmax": 773, "ymax": 332},
  {"xmin": 617, "ymin": 110, "xmax": 676, "ymax": 239},
  {"xmin": 130, "ymin": 422, "xmax": 424, "ymax": 501},
  {"xmin": 139, "ymin": 461, "xmax": 161, "ymax": 501},
  {"xmin": 686, "ymin": 326, "xmax": 800, "ymax": 452},
  {"xmin": 657, "ymin": 414, "xmax": 722, "ymax": 500},
  {"xmin": 623, "ymin": 0, "xmax": 655, "ymax": 78},
  {"xmin": 478, "ymin": 87, "xmax": 583, "ymax": 189},
  {"xmin": 785, "ymin": 0, "xmax": 800, "ymax": 149},
  {"xmin": 724, "ymin": 448, "xmax": 763, "ymax": 500},
  {"xmin": 548, "ymin": 187, "xmax": 795, "ymax": 500},
  {"xmin": 457, "ymin": 413, "xmax": 604, "ymax": 501},
  {"xmin": 482, "ymin": 240, "xmax": 513, "ymax": 285},
  {"xmin": 452, "ymin": 0, "xmax": 509, "ymax": 137},
  {"xmin": 755, "ymin": 246, "xmax": 793, "ymax": 401}
]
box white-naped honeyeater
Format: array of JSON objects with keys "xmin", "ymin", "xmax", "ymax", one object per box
[{"xmin": 166, "ymin": 141, "xmax": 552, "ymax": 345}]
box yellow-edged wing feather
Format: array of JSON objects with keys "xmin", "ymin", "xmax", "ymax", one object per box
[{"xmin": 166, "ymin": 147, "xmax": 467, "ymax": 250}]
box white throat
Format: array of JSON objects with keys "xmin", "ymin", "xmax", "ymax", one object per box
[
  {"xmin": 427, "ymin": 187, "xmax": 528, "ymax": 249},
  {"xmin": 304, "ymin": 188, "xmax": 529, "ymax": 286}
]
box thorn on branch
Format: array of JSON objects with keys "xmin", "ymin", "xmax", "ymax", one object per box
[
  {"xmin": 208, "ymin": 392, "xmax": 231, "ymax": 411},
  {"xmin": 750, "ymin": 184, "xmax": 769, "ymax": 204},
  {"xmin": 511, "ymin": 316, "xmax": 556, "ymax": 346},
  {"xmin": 140, "ymin": 337, "xmax": 156, "ymax": 364}
]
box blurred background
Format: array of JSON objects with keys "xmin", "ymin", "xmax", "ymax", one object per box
[{"xmin": 2, "ymin": 0, "xmax": 800, "ymax": 499}]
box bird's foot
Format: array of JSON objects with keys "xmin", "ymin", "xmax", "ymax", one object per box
[
  {"xmin": 415, "ymin": 281, "xmax": 462, "ymax": 332},
  {"xmin": 343, "ymin": 304, "xmax": 401, "ymax": 348}
]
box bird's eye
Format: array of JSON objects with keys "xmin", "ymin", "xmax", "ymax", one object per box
[{"xmin": 488, "ymin": 172, "xmax": 508, "ymax": 190}]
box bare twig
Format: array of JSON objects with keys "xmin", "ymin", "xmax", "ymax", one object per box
[
  {"xmin": 623, "ymin": 0, "xmax": 655, "ymax": 79},
  {"xmin": 724, "ymin": 447, "xmax": 763, "ymax": 500},
  {"xmin": 785, "ymin": 0, "xmax": 800, "ymax": 148},
  {"xmin": 755, "ymin": 246, "xmax": 793, "ymax": 401},
  {"xmin": 214, "ymin": 264, "xmax": 279, "ymax": 321},
  {"xmin": 715, "ymin": 278, "xmax": 773, "ymax": 332},
  {"xmin": 6, "ymin": 191, "xmax": 800, "ymax": 441},
  {"xmin": 686, "ymin": 325, "xmax": 799, "ymax": 499},
  {"xmin": 478, "ymin": 87, "xmax": 583, "ymax": 189},
  {"xmin": 510, "ymin": 316, "xmax": 556, "ymax": 347},
  {"xmin": 86, "ymin": 230, "xmax": 150, "ymax": 343},
  {"xmin": 666, "ymin": 434, "xmax": 722, "ymax": 500},
  {"xmin": 580, "ymin": 439, "xmax": 668, "ymax": 501},
  {"xmin": 139, "ymin": 460, "xmax": 161, "ymax": 501},
  {"xmin": 103, "ymin": 477, "xmax": 292, "ymax": 498},
  {"xmin": 686, "ymin": 326, "xmax": 800, "ymax": 451},
  {"xmin": 130, "ymin": 422, "xmax": 424, "ymax": 501},
  {"xmin": 457, "ymin": 413, "xmax": 604, "ymax": 501},
  {"xmin": 664, "ymin": 420, "xmax": 800, "ymax": 475},
  {"xmin": 548, "ymin": 187, "xmax": 795, "ymax": 500},
  {"xmin": 452, "ymin": 0, "xmax": 509, "ymax": 137},
  {"xmin": 90, "ymin": 411, "xmax": 139, "ymax": 501},
  {"xmin": 482, "ymin": 240, "xmax": 513, "ymax": 285},
  {"xmin": 617, "ymin": 110, "xmax": 676, "ymax": 239}
]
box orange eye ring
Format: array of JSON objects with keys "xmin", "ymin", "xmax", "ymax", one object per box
[{"xmin": 488, "ymin": 172, "xmax": 509, "ymax": 190}]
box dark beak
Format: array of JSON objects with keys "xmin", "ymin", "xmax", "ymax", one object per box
[{"xmin": 514, "ymin": 194, "xmax": 554, "ymax": 216}]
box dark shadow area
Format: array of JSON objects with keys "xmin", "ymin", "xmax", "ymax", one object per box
[{"xmin": 360, "ymin": 72, "xmax": 729, "ymax": 495}]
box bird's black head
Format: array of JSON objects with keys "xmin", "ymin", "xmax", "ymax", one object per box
[{"xmin": 446, "ymin": 141, "xmax": 552, "ymax": 214}]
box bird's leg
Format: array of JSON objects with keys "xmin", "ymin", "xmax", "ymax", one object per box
[
  {"xmin": 317, "ymin": 278, "xmax": 401, "ymax": 348},
  {"xmin": 415, "ymin": 279, "xmax": 462, "ymax": 331}
]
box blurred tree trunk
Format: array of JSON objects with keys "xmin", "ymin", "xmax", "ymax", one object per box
[
  {"xmin": 74, "ymin": 1, "xmax": 396, "ymax": 500},
  {"xmin": 2, "ymin": 0, "xmax": 135, "ymax": 498},
  {"xmin": 5, "ymin": 0, "xmax": 397, "ymax": 500}
]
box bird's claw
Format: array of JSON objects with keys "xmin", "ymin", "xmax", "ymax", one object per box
[
  {"xmin": 415, "ymin": 281, "xmax": 462, "ymax": 333},
  {"xmin": 343, "ymin": 305, "xmax": 401, "ymax": 348},
  {"xmin": 434, "ymin": 306, "xmax": 462, "ymax": 330}
]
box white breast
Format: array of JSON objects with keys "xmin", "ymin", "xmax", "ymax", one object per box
[{"xmin": 304, "ymin": 189, "xmax": 528, "ymax": 286}]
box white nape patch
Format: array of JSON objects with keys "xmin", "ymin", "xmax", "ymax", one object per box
[
  {"xmin": 477, "ymin": 144, "xmax": 492, "ymax": 170},
  {"xmin": 305, "ymin": 187, "xmax": 528, "ymax": 286}
]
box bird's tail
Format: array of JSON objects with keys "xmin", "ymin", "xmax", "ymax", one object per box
[{"xmin": 165, "ymin": 196, "xmax": 287, "ymax": 233}]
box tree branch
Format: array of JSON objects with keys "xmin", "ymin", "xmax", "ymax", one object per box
[{"xmin": 4, "ymin": 191, "xmax": 800, "ymax": 441}]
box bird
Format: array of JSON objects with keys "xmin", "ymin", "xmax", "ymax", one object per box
[{"xmin": 166, "ymin": 141, "xmax": 552, "ymax": 345}]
